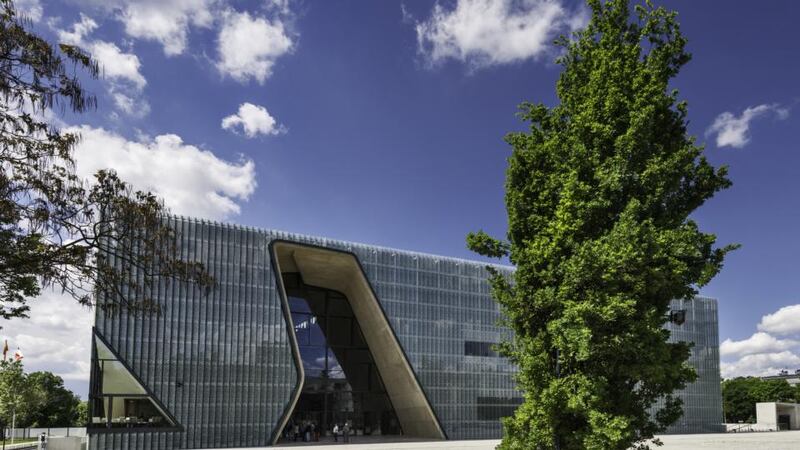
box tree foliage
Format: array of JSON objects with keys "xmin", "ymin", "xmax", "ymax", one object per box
[
  {"xmin": 0, "ymin": 0, "xmax": 212, "ymax": 324},
  {"xmin": 468, "ymin": 1, "xmax": 735, "ymax": 448},
  {"xmin": 0, "ymin": 360, "xmax": 84, "ymax": 427},
  {"xmin": 722, "ymin": 377, "xmax": 799, "ymax": 424},
  {"xmin": 0, "ymin": 360, "xmax": 33, "ymax": 426},
  {"xmin": 74, "ymin": 400, "xmax": 88, "ymax": 427},
  {"xmin": 25, "ymin": 371, "xmax": 82, "ymax": 427}
]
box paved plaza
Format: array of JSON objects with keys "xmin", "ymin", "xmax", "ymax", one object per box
[{"xmin": 197, "ymin": 430, "xmax": 800, "ymax": 450}]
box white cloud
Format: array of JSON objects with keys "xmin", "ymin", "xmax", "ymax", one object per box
[
  {"xmin": 221, "ymin": 102, "xmax": 285, "ymax": 138},
  {"xmin": 110, "ymin": 90, "xmax": 151, "ymax": 118},
  {"xmin": 1, "ymin": 290, "xmax": 93, "ymax": 395},
  {"xmin": 721, "ymin": 351, "xmax": 800, "ymax": 379},
  {"xmin": 758, "ymin": 304, "xmax": 800, "ymax": 336},
  {"xmin": 90, "ymin": 41, "xmax": 147, "ymax": 90},
  {"xmin": 720, "ymin": 332, "xmax": 799, "ymax": 358},
  {"xmin": 15, "ymin": 0, "xmax": 43, "ymax": 22},
  {"xmin": 55, "ymin": 13, "xmax": 98, "ymax": 45},
  {"xmin": 64, "ymin": 0, "xmax": 215, "ymax": 56},
  {"xmin": 414, "ymin": 0, "xmax": 582, "ymax": 68},
  {"xmin": 57, "ymin": 15, "xmax": 149, "ymax": 117},
  {"xmin": 721, "ymin": 303, "xmax": 800, "ymax": 379},
  {"xmin": 216, "ymin": 9, "xmax": 293, "ymax": 84},
  {"xmin": 706, "ymin": 103, "xmax": 789, "ymax": 148},
  {"xmin": 119, "ymin": 0, "xmax": 215, "ymax": 56},
  {"xmin": 266, "ymin": 0, "xmax": 291, "ymax": 16},
  {"xmin": 69, "ymin": 125, "xmax": 257, "ymax": 220},
  {"xmin": 66, "ymin": 1, "xmax": 298, "ymax": 83}
]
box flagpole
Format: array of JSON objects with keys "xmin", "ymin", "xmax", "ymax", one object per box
[{"xmin": 9, "ymin": 405, "xmax": 14, "ymax": 446}]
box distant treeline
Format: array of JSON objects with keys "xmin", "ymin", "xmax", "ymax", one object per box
[
  {"xmin": 722, "ymin": 377, "xmax": 799, "ymax": 423},
  {"xmin": 0, "ymin": 360, "xmax": 87, "ymax": 429}
]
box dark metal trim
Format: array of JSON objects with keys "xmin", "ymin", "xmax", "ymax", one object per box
[
  {"xmin": 267, "ymin": 241, "xmax": 306, "ymax": 446},
  {"xmin": 88, "ymin": 426, "xmax": 184, "ymax": 435},
  {"xmin": 268, "ymin": 239, "xmax": 449, "ymax": 441},
  {"xmin": 89, "ymin": 328, "xmax": 184, "ymax": 435}
]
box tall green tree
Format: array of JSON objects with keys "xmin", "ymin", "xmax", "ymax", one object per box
[
  {"xmin": 0, "ymin": 362, "xmax": 85, "ymax": 428},
  {"xmin": 468, "ymin": 1, "xmax": 734, "ymax": 448},
  {"xmin": 74, "ymin": 400, "xmax": 88, "ymax": 427},
  {"xmin": 0, "ymin": 0, "xmax": 212, "ymax": 324},
  {"xmin": 25, "ymin": 371, "xmax": 82, "ymax": 427},
  {"xmin": 721, "ymin": 377, "xmax": 759, "ymax": 423},
  {"xmin": 0, "ymin": 360, "xmax": 35, "ymax": 429},
  {"xmin": 722, "ymin": 377, "xmax": 798, "ymax": 423}
]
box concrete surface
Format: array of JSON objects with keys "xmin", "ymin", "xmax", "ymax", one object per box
[
  {"xmin": 198, "ymin": 431, "xmax": 800, "ymax": 450},
  {"xmin": 655, "ymin": 430, "xmax": 800, "ymax": 449},
  {"xmin": 273, "ymin": 243, "xmax": 445, "ymax": 440}
]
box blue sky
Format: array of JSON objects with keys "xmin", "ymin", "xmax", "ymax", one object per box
[{"xmin": 3, "ymin": 0, "xmax": 800, "ymax": 396}]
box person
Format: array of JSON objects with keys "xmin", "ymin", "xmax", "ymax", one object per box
[
  {"xmin": 310, "ymin": 422, "xmax": 317, "ymax": 442},
  {"xmin": 333, "ymin": 423, "xmax": 339, "ymax": 442},
  {"xmin": 293, "ymin": 423, "xmax": 300, "ymax": 442},
  {"xmin": 304, "ymin": 422, "xmax": 311, "ymax": 442},
  {"xmin": 37, "ymin": 432, "xmax": 48, "ymax": 450},
  {"xmin": 343, "ymin": 421, "xmax": 350, "ymax": 443}
]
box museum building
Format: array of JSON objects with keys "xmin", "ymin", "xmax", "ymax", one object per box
[{"xmin": 88, "ymin": 217, "xmax": 724, "ymax": 449}]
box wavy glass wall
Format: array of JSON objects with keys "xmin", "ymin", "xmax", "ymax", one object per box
[
  {"xmin": 271, "ymin": 231, "xmax": 520, "ymax": 440},
  {"xmin": 90, "ymin": 219, "xmax": 723, "ymax": 449},
  {"xmin": 91, "ymin": 219, "xmax": 298, "ymax": 450},
  {"xmin": 657, "ymin": 296, "xmax": 724, "ymax": 433}
]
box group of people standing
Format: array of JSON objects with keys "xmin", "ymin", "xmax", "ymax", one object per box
[
  {"xmin": 287, "ymin": 420, "xmax": 352, "ymax": 443},
  {"xmin": 331, "ymin": 421, "xmax": 351, "ymax": 443}
]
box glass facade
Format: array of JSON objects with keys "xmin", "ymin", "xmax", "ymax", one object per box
[
  {"xmin": 89, "ymin": 217, "xmax": 723, "ymax": 449},
  {"xmin": 282, "ymin": 273, "xmax": 400, "ymax": 439},
  {"xmin": 91, "ymin": 219, "xmax": 298, "ymax": 450},
  {"xmin": 89, "ymin": 334, "xmax": 177, "ymax": 432},
  {"xmin": 656, "ymin": 297, "xmax": 725, "ymax": 434}
]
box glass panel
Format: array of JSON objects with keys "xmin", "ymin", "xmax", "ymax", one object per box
[
  {"xmin": 282, "ymin": 273, "xmax": 399, "ymax": 441},
  {"xmin": 89, "ymin": 335, "xmax": 175, "ymax": 431},
  {"xmin": 101, "ymin": 361, "xmax": 146, "ymax": 395}
]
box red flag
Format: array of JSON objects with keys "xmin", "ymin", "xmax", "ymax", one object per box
[
  {"xmin": 2, "ymin": 339, "xmax": 7, "ymax": 361},
  {"xmin": 14, "ymin": 348, "xmax": 23, "ymax": 361}
]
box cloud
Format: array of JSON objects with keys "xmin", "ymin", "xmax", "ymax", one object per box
[
  {"xmin": 706, "ymin": 103, "xmax": 789, "ymax": 148},
  {"xmin": 721, "ymin": 351, "xmax": 800, "ymax": 379},
  {"xmin": 216, "ymin": 9, "xmax": 293, "ymax": 84},
  {"xmin": 69, "ymin": 125, "xmax": 257, "ymax": 220},
  {"xmin": 721, "ymin": 303, "xmax": 800, "ymax": 378},
  {"xmin": 221, "ymin": 102, "xmax": 285, "ymax": 138},
  {"xmin": 55, "ymin": 13, "xmax": 98, "ymax": 46},
  {"xmin": 266, "ymin": 0, "xmax": 291, "ymax": 16},
  {"xmin": 414, "ymin": 0, "xmax": 583, "ymax": 68},
  {"xmin": 15, "ymin": 0, "xmax": 43, "ymax": 22},
  {"xmin": 758, "ymin": 304, "xmax": 800, "ymax": 336},
  {"xmin": 720, "ymin": 332, "xmax": 799, "ymax": 358},
  {"xmin": 110, "ymin": 91, "xmax": 151, "ymax": 117},
  {"xmin": 56, "ymin": 15, "xmax": 149, "ymax": 117},
  {"xmin": 65, "ymin": 1, "xmax": 298, "ymax": 83},
  {"xmin": 1, "ymin": 290, "xmax": 93, "ymax": 396},
  {"xmin": 90, "ymin": 40, "xmax": 147, "ymax": 90},
  {"xmin": 119, "ymin": 0, "xmax": 215, "ymax": 56}
]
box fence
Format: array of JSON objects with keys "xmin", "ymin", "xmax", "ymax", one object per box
[{"xmin": 2, "ymin": 428, "xmax": 86, "ymax": 439}]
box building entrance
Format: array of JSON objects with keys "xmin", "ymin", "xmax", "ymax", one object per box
[{"xmin": 282, "ymin": 273, "xmax": 401, "ymax": 440}]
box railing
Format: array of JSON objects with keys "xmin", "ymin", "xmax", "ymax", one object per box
[
  {"xmin": 2, "ymin": 427, "xmax": 87, "ymax": 440},
  {"xmin": 725, "ymin": 423, "xmax": 778, "ymax": 433}
]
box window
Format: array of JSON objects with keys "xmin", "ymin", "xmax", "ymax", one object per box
[
  {"xmin": 465, "ymin": 340, "xmax": 498, "ymax": 357},
  {"xmin": 476, "ymin": 397, "xmax": 523, "ymax": 420},
  {"xmin": 89, "ymin": 333, "xmax": 178, "ymax": 432},
  {"xmin": 283, "ymin": 273, "xmax": 401, "ymax": 438}
]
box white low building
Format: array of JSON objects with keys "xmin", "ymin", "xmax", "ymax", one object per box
[{"xmin": 756, "ymin": 402, "xmax": 800, "ymax": 431}]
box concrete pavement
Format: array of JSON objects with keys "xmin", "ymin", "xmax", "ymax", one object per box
[{"xmin": 198, "ymin": 430, "xmax": 800, "ymax": 450}]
